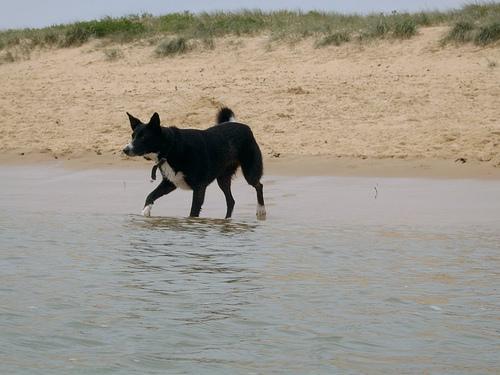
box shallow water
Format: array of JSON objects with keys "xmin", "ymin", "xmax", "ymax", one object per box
[{"xmin": 1, "ymin": 165, "xmax": 499, "ymax": 374}]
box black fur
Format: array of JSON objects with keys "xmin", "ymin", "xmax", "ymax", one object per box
[
  {"xmin": 123, "ymin": 108, "xmax": 266, "ymax": 219},
  {"xmin": 216, "ymin": 107, "xmax": 235, "ymax": 124}
]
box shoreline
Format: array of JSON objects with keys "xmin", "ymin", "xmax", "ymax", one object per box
[{"xmin": 2, "ymin": 153, "xmax": 499, "ymax": 180}]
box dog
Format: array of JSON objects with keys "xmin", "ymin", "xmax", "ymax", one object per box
[{"xmin": 123, "ymin": 107, "xmax": 266, "ymax": 220}]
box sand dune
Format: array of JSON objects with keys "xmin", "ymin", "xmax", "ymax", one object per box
[{"xmin": 1, "ymin": 27, "xmax": 499, "ymax": 174}]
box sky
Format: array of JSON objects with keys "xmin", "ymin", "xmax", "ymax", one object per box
[{"xmin": 0, "ymin": 0, "xmax": 484, "ymax": 30}]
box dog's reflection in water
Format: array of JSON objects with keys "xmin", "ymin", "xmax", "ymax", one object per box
[
  {"xmin": 123, "ymin": 215, "xmax": 260, "ymax": 278},
  {"xmin": 128, "ymin": 215, "xmax": 258, "ymax": 236}
]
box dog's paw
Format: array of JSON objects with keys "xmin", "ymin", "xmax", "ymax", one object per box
[
  {"xmin": 256, "ymin": 204, "xmax": 267, "ymax": 220},
  {"xmin": 142, "ymin": 204, "xmax": 152, "ymax": 217}
]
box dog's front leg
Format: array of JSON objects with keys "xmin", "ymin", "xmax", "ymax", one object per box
[
  {"xmin": 189, "ymin": 186, "xmax": 207, "ymax": 217},
  {"xmin": 142, "ymin": 179, "xmax": 176, "ymax": 217}
]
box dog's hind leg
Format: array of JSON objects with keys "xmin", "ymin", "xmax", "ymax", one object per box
[
  {"xmin": 217, "ymin": 176, "xmax": 235, "ymax": 219},
  {"xmin": 242, "ymin": 170, "xmax": 266, "ymax": 220},
  {"xmin": 189, "ymin": 186, "xmax": 207, "ymax": 217},
  {"xmin": 142, "ymin": 179, "xmax": 176, "ymax": 217},
  {"xmin": 240, "ymin": 144, "xmax": 266, "ymax": 220}
]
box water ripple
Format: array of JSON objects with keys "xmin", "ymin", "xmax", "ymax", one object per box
[{"xmin": 1, "ymin": 172, "xmax": 500, "ymax": 374}]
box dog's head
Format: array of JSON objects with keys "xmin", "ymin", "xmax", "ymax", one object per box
[{"xmin": 122, "ymin": 112, "xmax": 163, "ymax": 157}]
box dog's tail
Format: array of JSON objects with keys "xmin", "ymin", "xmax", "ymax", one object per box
[{"xmin": 216, "ymin": 107, "xmax": 236, "ymax": 124}]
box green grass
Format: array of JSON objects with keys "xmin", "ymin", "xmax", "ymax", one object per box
[
  {"xmin": 443, "ymin": 19, "xmax": 500, "ymax": 45},
  {"xmin": 442, "ymin": 3, "xmax": 500, "ymax": 45},
  {"xmin": 446, "ymin": 20, "xmax": 476, "ymax": 42},
  {"xmin": 0, "ymin": 3, "xmax": 498, "ymax": 60},
  {"xmin": 316, "ymin": 31, "xmax": 351, "ymax": 47},
  {"xmin": 476, "ymin": 21, "xmax": 500, "ymax": 44},
  {"xmin": 393, "ymin": 17, "xmax": 418, "ymax": 38}
]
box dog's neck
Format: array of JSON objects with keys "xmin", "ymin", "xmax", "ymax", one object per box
[
  {"xmin": 143, "ymin": 128, "xmax": 175, "ymax": 164},
  {"xmin": 143, "ymin": 153, "xmax": 159, "ymax": 163}
]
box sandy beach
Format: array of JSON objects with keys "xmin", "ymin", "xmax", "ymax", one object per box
[{"xmin": 1, "ymin": 26, "xmax": 499, "ymax": 177}]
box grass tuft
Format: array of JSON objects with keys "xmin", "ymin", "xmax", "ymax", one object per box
[
  {"xmin": 202, "ymin": 37, "xmax": 216, "ymax": 50},
  {"xmin": 61, "ymin": 24, "xmax": 91, "ymax": 47},
  {"xmin": 316, "ymin": 31, "xmax": 351, "ymax": 47},
  {"xmin": 475, "ymin": 21, "xmax": 500, "ymax": 45},
  {"xmin": 103, "ymin": 48, "xmax": 124, "ymax": 61},
  {"xmin": 393, "ymin": 17, "xmax": 417, "ymax": 39},
  {"xmin": 445, "ymin": 20, "xmax": 475, "ymax": 43},
  {"xmin": 444, "ymin": 19, "xmax": 500, "ymax": 45},
  {"xmin": 0, "ymin": 51, "xmax": 16, "ymax": 64},
  {"xmin": 59, "ymin": 17, "xmax": 146, "ymax": 47},
  {"xmin": 443, "ymin": 3, "xmax": 500, "ymax": 46},
  {"xmin": 372, "ymin": 17, "xmax": 391, "ymax": 37},
  {"xmin": 155, "ymin": 37, "xmax": 191, "ymax": 56}
]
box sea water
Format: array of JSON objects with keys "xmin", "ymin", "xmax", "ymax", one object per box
[{"xmin": 1, "ymin": 165, "xmax": 499, "ymax": 374}]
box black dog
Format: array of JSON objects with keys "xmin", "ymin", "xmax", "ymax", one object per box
[{"xmin": 123, "ymin": 107, "xmax": 266, "ymax": 220}]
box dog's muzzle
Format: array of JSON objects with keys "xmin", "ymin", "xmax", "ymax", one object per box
[{"xmin": 122, "ymin": 144, "xmax": 135, "ymax": 156}]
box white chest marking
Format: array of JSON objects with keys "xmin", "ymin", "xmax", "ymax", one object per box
[
  {"xmin": 143, "ymin": 153, "xmax": 159, "ymax": 163},
  {"xmin": 160, "ymin": 161, "xmax": 190, "ymax": 190}
]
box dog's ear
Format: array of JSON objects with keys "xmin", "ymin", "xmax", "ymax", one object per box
[
  {"xmin": 149, "ymin": 112, "xmax": 160, "ymax": 128},
  {"xmin": 127, "ymin": 112, "xmax": 141, "ymax": 131}
]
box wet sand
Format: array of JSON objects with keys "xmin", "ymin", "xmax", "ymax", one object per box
[
  {"xmin": 2, "ymin": 165, "xmax": 500, "ymax": 224},
  {"xmin": 1, "ymin": 154, "xmax": 500, "ymax": 180}
]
